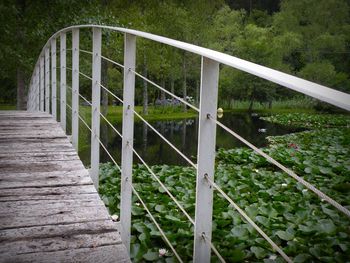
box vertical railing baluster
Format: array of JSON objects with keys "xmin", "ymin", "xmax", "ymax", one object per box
[
  {"xmin": 72, "ymin": 29, "xmax": 80, "ymax": 151},
  {"xmin": 29, "ymin": 82, "xmax": 32, "ymax": 111},
  {"xmin": 27, "ymin": 79, "xmax": 31, "ymax": 111},
  {"xmin": 36, "ymin": 65, "xmax": 40, "ymax": 111},
  {"xmin": 27, "ymin": 75, "xmax": 32, "ymax": 111},
  {"xmin": 90, "ymin": 28, "xmax": 102, "ymax": 188},
  {"xmin": 40, "ymin": 56, "xmax": 44, "ymax": 111},
  {"xmin": 28, "ymin": 74, "xmax": 32, "ymax": 111},
  {"xmin": 120, "ymin": 33, "xmax": 136, "ymax": 254},
  {"xmin": 193, "ymin": 57, "xmax": 220, "ymax": 263},
  {"xmin": 60, "ymin": 32, "xmax": 67, "ymax": 131},
  {"xmin": 45, "ymin": 47, "xmax": 50, "ymax": 113},
  {"xmin": 51, "ymin": 38, "xmax": 57, "ymax": 119},
  {"xmin": 30, "ymin": 73, "xmax": 34, "ymax": 111}
]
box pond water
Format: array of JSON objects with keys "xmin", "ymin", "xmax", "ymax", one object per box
[{"xmin": 79, "ymin": 112, "xmax": 302, "ymax": 166}]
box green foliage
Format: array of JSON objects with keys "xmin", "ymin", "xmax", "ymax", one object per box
[
  {"xmin": 99, "ymin": 116, "xmax": 350, "ymax": 262},
  {"xmin": 0, "ymin": 104, "xmax": 16, "ymax": 110},
  {"xmin": 273, "ymin": 0, "xmax": 350, "ymax": 92},
  {"xmin": 2, "ymin": 0, "xmax": 350, "ymax": 110},
  {"xmin": 221, "ymin": 98, "xmax": 315, "ymax": 111},
  {"xmin": 260, "ymin": 113, "xmax": 350, "ymax": 129}
]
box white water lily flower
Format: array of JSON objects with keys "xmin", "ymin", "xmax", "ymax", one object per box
[
  {"xmin": 135, "ymin": 202, "xmax": 140, "ymax": 206},
  {"xmin": 111, "ymin": 214, "xmax": 119, "ymax": 221},
  {"xmin": 159, "ymin": 248, "xmax": 168, "ymax": 257},
  {"xmin": 254, "ymin": 169, "xmax": 259, "ymax": 173},
  {"xmin": 281, "ymin": 183, "xmax": 287, "ymax": 187}
]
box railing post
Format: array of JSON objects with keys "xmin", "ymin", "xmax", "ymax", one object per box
[
  {"xmin": 60, "ymin": 32, "xmax": 67, "ymax": 131},
  {"xmin": 72, "ymin": 29, "xmax": 80, "ymax": 151},
  {"xmin": 51, "ymin": 38, "xmax": 57, "ymax": 119},
  {"xmin": 27, "ymin": 80, "xmax": 32, "ymax": 111},
  {"xmin": 40, "ymin": 55, "xmax": 44, "ymax": 111},
  {"xmin": 120, "ymin": 33, "xmax": 136, "ymax": 253},
  {"xmin": 27, "ymin": 75, "xmax": 32, "ymax": 111},
  {"xmin": 193, "ymin": 57, "xmax": 219, "ymax": 263},
  {"xmin": 30, "ymin": 73, "xmax": 35, "ymax": 111},
  {"xmin": 45, "ymin": 47, "xmax": 50, "ymax": 113},
  {"xmin": 90, "ymin": 27, "xmax": 101, "ymax": 188},
  {"xmin": 35, "ymin": 65, "xmax": 40, "ymax": 111}
]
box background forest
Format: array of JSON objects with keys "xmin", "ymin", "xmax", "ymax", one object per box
[{"xmin": 1, "ymin": 0, "xmax": 350, "ymax": 111}]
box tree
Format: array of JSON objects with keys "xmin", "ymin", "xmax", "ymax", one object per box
[
  {"xmin": 273, "ymin": 0, "xmax": 350, "ymax": 92},
  {"xmin": 0, "ymin": 0, "xmax": 98, "ymax": 108},
  {"xmin": 209, "ymin": 7, "xmax": 283, "ymax": 109}
]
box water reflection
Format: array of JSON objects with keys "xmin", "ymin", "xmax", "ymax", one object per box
[{"xmin": 79, "ymin": 113, "xmax": 302, "ymax": 166}]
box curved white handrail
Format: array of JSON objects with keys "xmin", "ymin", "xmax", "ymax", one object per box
[{"xmin": 36, "ymin": 24, "xmax": 350, "ymax": 111}]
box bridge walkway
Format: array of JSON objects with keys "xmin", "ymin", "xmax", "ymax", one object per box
[{"xmin": 0, "ymin": 111, "xmax": 129, "ymax": 263}]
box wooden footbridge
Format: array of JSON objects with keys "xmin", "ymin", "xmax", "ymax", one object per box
[
  {"xmin": 0, "ymin": 111, "xmax": 129, "ymax": 262},
  {"xmin": 1, "ymin": 24, "xmax": 350, "ymax": 262}
]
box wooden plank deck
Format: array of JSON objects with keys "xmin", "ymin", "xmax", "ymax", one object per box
[{"xmin": 0, "ymin": 111, "xmax": 130, "ymax": 263}]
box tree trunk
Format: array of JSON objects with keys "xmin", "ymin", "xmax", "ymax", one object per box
[
  {"xmin": 248, "ymin": 99, "xmax": 254, "ymax": 111},
  {"xmin": 170, "ymin": 73, "xmax": 175, "ymax": 95},
  {"xmin": 17, "ymin": 68, "xmax": 26, "ymax": 110},
  {"xmin": 101, "ymin": 59, "xmax": 108, "ymax": 116},
  {"xmin": 195, "ymin": 80, "xmax": 199, "ymax": 106},
  {"xmin": 161, "ymin": 78, "xmax": 166, "ymax": 102},
  {"xmin": 143, "ymin": 54, "xmax": 148, "ymax": 115},
  {"xmin": 182, "ymin": 55, "xmax": 187, "ymax": 112},
  {"xmin": 248, "ymin": 94, "xmax": 254, "ymax": 111}
]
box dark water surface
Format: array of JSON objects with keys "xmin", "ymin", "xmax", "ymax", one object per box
[{"xmin": 79, "ymin": 112, "xmax": 302, "ymax": 166}]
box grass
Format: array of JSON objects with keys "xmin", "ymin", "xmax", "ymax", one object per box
[
  {"xmin": 79, "ymin": 105, "xmax": 197, "ymax": 123},
  {"xmin": 0, "ymin": 104, "xmax": 16, "ymax": 110},
  {"xmin": 221, "ymin": 98, "xmax": 317, "ymax": 112},
  {"xmin": 225, "ymin": 107, "xmax": 316, "ymax": 114}
]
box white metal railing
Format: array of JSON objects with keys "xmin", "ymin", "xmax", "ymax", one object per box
[{"xmin": 26, "ymin": 25, "xmax": 350, "ymax": 263}]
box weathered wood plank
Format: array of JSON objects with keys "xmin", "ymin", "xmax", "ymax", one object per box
[
  {"xmin": 0, "ymin": 170, "xmax": 92, "ymax": 188},
  {"xmin": 0, "ymin": 221, "xmax": 121, "ymax": 255},
  {"xmin": 0, "ymin": 185, "xmax": 100, "ymax": 201},
  {"xmin": 0, "ymin": 220, "xmax": 120, "ymax": 242},
  {"xmin": 0, "ymin": 110, "xmax": 48, "ymax": 115},
  {"xmin": 0, "ymin": 193, "xmax": 99, "ymax": 201},
  {"xmin": 0, "ymin": 111, "xmax": 129, "ymax": 262},
  {"xmin": 0, "ymin": 151, "xmax": 77, "ymax": 158},
  {"xmin": 0, "ymin": 133, "xmax": 66, "ymax": 139},
  {"xmin": 0, "ymin": 119, "xmax": 58, "ymax": 124},
  {"xmin": 0, "ymin": 198, "xmax": 105, "ymax": 211},
  {"xmin": 0, "ymin": 125, "xmax": 58, "ymax": 130},
  {"xmin": 0, "ymin": 145, "xmax": 75, "ymax": 153},
  {"xmin": 0, "ymin": 137, "xmax": 71, "ymax": 143},
  {"xmin": 0, "ymin": 160, "xmax": 85, "ymax": 173},
  {"xmin": 0, "ymin": 151, "xmax": 78, "ymax": 158},
  {"xmin": 0, "ymin": 205, "xmax": 110, "ymax": 229},
  {"xmin": 0, "ymin": 244, "xmax": 130, "ymax": 263},
  {"xmin": 0, "ymin": 184, "xmax": 96, "ymax": 196},
  {"xmin": 0, "ymin": 230, "xmax": 121, "ymax": 254},
  {"xmin": 0, "ymin": 154, "xmax": 80, "ymax": 163}
]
